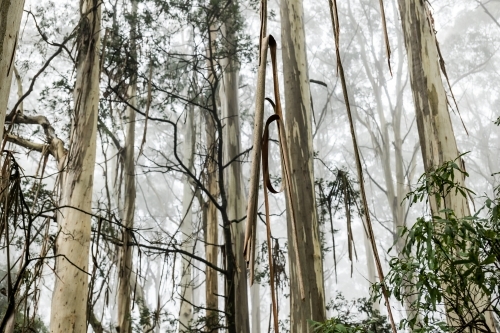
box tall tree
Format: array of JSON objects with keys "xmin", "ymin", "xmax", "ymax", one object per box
[
  {"xmin": 280, "ymin": 0, "xmax": 326, "ymax": 331},
  {"xmin": 178, "ymin": 91, "xmax": 195, "ymax": 332},
  {"xmin": 397, "ymin": 0, "xmax": 495, "ymax": 330},
  {"xmin": 116, "ymin": 0, "xmax": 138, "ymax": 331},
  {"xmin": 49, "ymin": 1, "xmax": 101, "ymax": 332},
  {"xmin": 0, "ymin": 0, "xmax": 25, "ymax": 140},
  {"xmin": 220, "ymin": 5, "xmax": 250, "ymax": 331},
  {"xmin": 205, "ymin": 24, "xmax": 219, "ymax": 332}
]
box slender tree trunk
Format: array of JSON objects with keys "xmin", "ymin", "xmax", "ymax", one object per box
[
  {"xmin": 0, "ymin": 0, "xmax": 25, "ymax": 141},
  {"xmin": 280, "ymin": 0, "xmax": 326, "ymax": 331},
  {"xmin": 205, "ymin": 24, "xmax": 219, "ymax": 330},
  {"xmin": 116, "ymin": 1, "xmax": 138, "ymax": 331},
  {"xmin": 116, "ymin": 69, "xmax": 136, "ymax": 333},
  {"xmin": 250, "ymin": 232, "xmax": 261, "ymax": 333},
  {"xmin": 397, "ymin": 0, "xmax": 495, "ymax": 330},
  {"xmin": 362, "ymin": 220, "xmax": 380, "ymax": 313},
  {"xmin": 50, "ymin": 1, "xmax": 101, "ymax": 332},
  {"xmin": 178, "ymin": 99, "xmax": 195, "ymax": 332},
  {"xmin": 220, "ymin": 13, "xmax": 251, "ymax": 333},
  {"xmin": 205, "ymin": 108, "xmax": 219, "ymax": 332}
]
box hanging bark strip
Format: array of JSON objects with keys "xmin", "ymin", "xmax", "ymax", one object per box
[
  {"xmin": 245, "ymin": 35, "xmax": 305, "ymax": 299},
  {"xmin": 261, "ymin": 113, "xmax": 281, "ymax": 333},
  {"xmin": 245, "ymin": 34, "xmax": 311, "ymax": 332},
  {"xmin": 327, "ymin": 1, "xmax": 396, "ymax": 332},
  {"xmin": 243, "ymin": 35, "xmax": 269, "ymax": 284},
  {"xmin": 378, "ymin": 0, "xmax": 392, "ymax": 75},
  {"xmin": 244, "ymin": 0, "xmax": 268, "ymax": 283}
]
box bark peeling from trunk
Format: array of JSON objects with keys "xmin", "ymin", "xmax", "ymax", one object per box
[
  {"xmin": 0, "ymin": 0, "xmax": 25, "ymax": 141},
  {"xmin": 398, "ymin": 0, "xmax": 495, "ymax": 330},
  {"xmin": 280, "ymin": 0, "xmax": 326, "ymax": 331},
  {"xmin": 50, "ymin": 2, "xmax": 101, "ymax": 332}
]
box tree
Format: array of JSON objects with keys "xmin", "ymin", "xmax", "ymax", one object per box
[
  {"xmin": 49, "ymin": 1, "xmax": 101, "ymax": 332},
  {"xmin": 397, "ymin": 0, "xmax": 495, "ymax": 330},
  {"xmin": 280, "ymin": 0, "xmax": 326, "ymax": 331},
  {"xmin": 382, "ymin": 160, "xmax": 500, "ymax": 332},
  {"xmin": 116, "ymin": 0, "xmax": 138, "ymax": 331},
  {"xmin": 0, "ymin": 0, "xmax": 25, "ymax": 141},
  {"xmin": 178, "ymin": 95, "xmax": 195, "ymax": 332},
  {"xmin": 220, "ymin": 2, "xmax": 250, "ymax": 332}
]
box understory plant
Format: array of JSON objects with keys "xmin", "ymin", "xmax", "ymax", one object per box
[
  {"xmin": 309, "ymin": 294, "xmax": 391, "ymax": 333},
  {"xmin": 375, "ymin": 158, "xmax": 500, "ymax": 332}
]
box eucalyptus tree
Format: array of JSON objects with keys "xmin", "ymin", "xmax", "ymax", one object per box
[
  {"xmin": 219, "ymin": 1, "xmax": 251, "ymax": 331},
  {"xmin": 115, "ymin": 0, "xmax": 139, "ymax": 331},
  {"xmin": 397, "ymin": 0, "xmax": 495, "ymax": 330},
  {"xmin": 280, "ymin": 0, "xmax": 326, "ymax": 331},
  {"xmin": 0, "ymin": 0, "xmax": 25, "ymax": 141},
  {"xmin": 49, "ymin": 0, "xmax": 101, "ymax": 332},
  {"xmin": 96, "ymin": 0, "xmax": 255, "ymax": 330},
  {"xmin": 178, "ymin": 96, "xmax": 195, "ymax": 331}
]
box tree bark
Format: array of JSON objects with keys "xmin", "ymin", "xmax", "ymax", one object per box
[
  {"xmin": 250, "ymin": 232, "xmax": 261, "ymax": 333},
  {"xmin": 49, "ymin": 1, "xmax": 101, "ymax": 332},
  {"xmin": 205, "ymin": 26, "xmax": 219, "ymax": 332},
  {"xmin": 205, "ymin": 109, "xmax": 219, "ymax": 332},
  {"xmin": 178, "ymin": 97, "xmax": 195, "ymax": 332},
  {"xmin": 116, "ymin": 1, "xmax": 138, "ymax": 332},
  {"xmin": 0, "ymin": 0, "xmax": 25, "ymax": 141},
  {"xmin": 220, "ymin": 14, "xmax": 251, "ymax": 333},
  {"xmin": 280, "ymin": 0, "xmax": 326, "ymax": 331},
  {"xmin": 397, "ymin": 0, "xmax": 495, "ymax": 330}
]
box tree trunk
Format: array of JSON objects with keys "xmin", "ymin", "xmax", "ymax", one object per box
[
  {"xmin": 205, "ymin": 108, "xmax": 219, "ymax": 332},
  {"xmin": 220, "ymin": 14, "xmax": 251, "ymax": 333},
  {"xmin": 280, "ymin": 0, "xmax": 326, "ymax": 331},
  {"xmin": 205, "ymin": 24, "xmax": 219, "ymax": 330},
  {"xmin": 0, "ymin": 0, "xmax": 25, "ymax": 141},
  {"xmin": 178, "ymin": 98, "xmax": 195, "ymax": 332},
  {"xmin": 362, "ymin": 220, "xmax": 380, "ymax": 313},
  {"xmin": 397, "ymin": 0, "xmax": 495, "ymax": 330},
  {"xmin": 116, "ymin": 1, "xmax": 138, "ymax": 331},
  {"xmin": 49, "ymin": 1, "xmax": 101, "ymax": 332},
  {"xmin": 250, "ymin": 233, "xmax": 261, "ymax": 333}
]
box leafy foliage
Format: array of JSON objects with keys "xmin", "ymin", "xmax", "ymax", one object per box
[
  {"xmin": 375, "ymin": 157, "xmax": 500, "ymax": 332},
  {"xmin": 309, "ymin": 294, "xmax": 391, "ymax": 333}
]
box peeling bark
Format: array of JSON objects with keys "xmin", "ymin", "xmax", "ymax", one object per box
[
  {"xmin": 280, "ymin": 0, "xmax": 326, "ymax": 331},
  {"xmin": 0, "ymin": 0, "xmax": 25, "ymax": 141},
  {"xmin": 49, "ymin": 1, "xmax": 101, "ymax": 332},
  {"xmin": 398, "ymin": 0, "xmax": 495, "ymax": 330}
]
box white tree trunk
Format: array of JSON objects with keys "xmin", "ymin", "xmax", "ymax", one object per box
[
  {"xmin": 250, "ymin": 233, "xmax": 261, "ymax": 333},
  {"xmin": 398, "ymin": 0, "xmax": 495, "ymax": 330},
  {"xmin": 0, "ymin": 0, "xmax": 25, "ymax": 141},
  {"xmin": 50, "ymin": 1, "xmax": 101, "ymax": 332},
  {"xmin": 178, "ymin": 100, "xmax": 195, "ymax": 332},
  {"xmin": 362, "ymin": 221, "xmax": 380, "ymax": 313},
  {"xmin": 280, "ymin": 0, "xmax": 326, "ymax": 331},
  {"xmin": 116, "ymin": 1, "xmax": 140, "ymax": 331},
  {"xmin": 220, "ymin": 17, "xmax": 251, "ymax": 333},
  {"xmin": 116, "ymin": 85, "xmax": 136, "ymax": 333}
]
